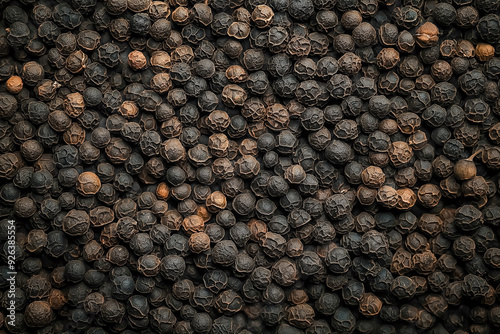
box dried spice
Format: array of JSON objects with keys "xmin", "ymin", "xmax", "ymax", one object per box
[{"xmin": 1, "ymin": 0, "xmax": 500, "ymax": 332}]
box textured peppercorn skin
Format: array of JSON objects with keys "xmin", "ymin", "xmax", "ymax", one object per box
[{"xmin": 1, "ymin": 0, "xmax": 500, "ymax": 332}]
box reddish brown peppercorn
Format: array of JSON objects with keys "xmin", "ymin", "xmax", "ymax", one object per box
[
  {"xmin": 476, "ymin": 43, "xmax": 495, "ymax": 62},
  {"xmin": 64, "ymin": 92, "xmax": 85, "ymax": 118},
  {"xmin": 359, "ymin": 293, "xmax": 382, "ymax": 316},
  {"xmin": 156, "ymin": 182, "xmax": 170, "ymax": 200},
  {"xmin": 76, "ymin": 172, "xmax": 101, "ymax": 196},
  {"xmin": 376, "ymin": 48, "xmax": 400, "ymax": 70},
  {"xmin": 128, "ymin": 50, "xmax": 148, "ymax": 70},
  {"xmin": 252, "ymin": 5, "xmax": 274, "ymax": 28},
  {"xmin": 189, "ymin": 232, "xmax": 211, "ymax": 253},
  {"xmin": 6, "ymin": 75, "xmax": 23, "ymax": 94},
  {"xmin": 415, "ymin": 22, "xmax": 439, "ymax": 48},
  {"xmin": 182, "ymin": 214, "xmax": 205, "ymax": 234},
  {"xmin": 206, "ymin": 191, "xmax": 227, "ymax": 212},
  {"xmin": 395, "ymin": 188, "xmax": 417, "ymax": 210}
]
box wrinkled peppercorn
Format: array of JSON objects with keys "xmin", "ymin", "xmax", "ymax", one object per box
[{"xmin": 0, "ymin": 0, "xmax": 499, "ymax": 332}]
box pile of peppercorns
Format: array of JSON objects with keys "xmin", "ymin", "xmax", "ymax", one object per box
[{"xmin": 1, "ymin": 0, "xmax": 500, "ymax": 332}]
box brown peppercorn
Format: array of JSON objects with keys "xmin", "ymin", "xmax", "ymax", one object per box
[
  {"xmin": 48, "ymin": 109, "xmax": 72, "ymax": 132},
  {"xmin": 408, "ymin": 130, "xmax": 427, "ymax": 150},
  {"xmin": 418, "ymin": 213, "xmax": 443, "ymax": 237},
  {"xmin": 47, "ymin": 289, "xmax": 67, "ymax": 310},
  {"xmin": 418, "ymin": 184, "xmax": 442, "ymax": 208},
  {"xmin": 440, "ymin": 176, "xmax": 461, "ymax": 199},
  {"xmin": 391, "ymin": 248, "xmax": 413, "ymax": 275},
  {"xmin": 161, "ymin": 138, "xmax": 186, "ymax": 163},
  {"xmin": 456, "ymin": 40, "xmax": 475, "ymax": 58},
  {"xmin": 6, "ymin": 75, "xmax": 23, "ymax": 94},
  {"xmin": 247, "ymin": 219, "xmax": 267, "ymax": 242},
  {"xmin": 171, "ymin": 44, "xmax": 194, "ymax": 63},
  {"xmin": 239, "ymin": 138, "xmax": 258, "ymax": 156},
  {"xmin": 395, "ymin": 167, "xmax": 417, "ymax": 188},
  {"xmin": 208, "ymin": 133, "xmax": 229, "ymax": 157},
  {"xmin": 415, "ymin": 22, "xmax": 439, "ymax": 48},
  {"xmin": 64, "ymin": 92, "xmax": 85, "ymax": 118},
  {"xmin": 172, "ymin": 183, "xmax": 195, "ymax": 201},
  {"xmin": 412, "ymin": 251, "xmax": 437, "ymax": 274},
  {"xmin": 456, "ymin": 6, "xmax": 479, "ymax": 28},
  {"xmin": 206, "ymin": 191, "xmax": 227, "ymax": 213},
  {"xmin": 338, "ymin": 52, "xmax": 362, "ymax": 75},
  {"xmin": 172, "ymin": 6, "xmax": 194, "ymax": 26},
  {"xmin": 361, "ymin": 166, "xmax": 386, "ymax": 188},
  {"xmin": 206, "ymin": 110, "xmax": 230, "ymax": 132},
  {"xmin": 128, "ymin": 50, "xmax": 148, "ymax": 70},
  {"xmin": 266, "ymin": 103, "xmax": 289, "ymax": 131},
  {"xmin": 195, "ymin": 205, "xmax": 212, "ymax": 222},
  {"xmin": 235, "ymin": 155, "xmax": 260, "ymax": 179},
  {"xmin": 20, "ymin": 140, "xmax": 43, "ymax": 162},
  {"xmin": 182, "ymin": 214, "xmax": 205, "ymax": 234},
  {"xmin": 26, "ymin": 229, "xmax": 47, "ymax": 253},
  {"xmin": 247, "ymin": 122, "xmax": 266, "ymax": 139},
  {"xmin": 226, "ymin": 65, "xmax": 248, "ymax": 83},
  {"xmin": 341, "ymin": 10, "xmax": 362, "ymax": 30},
  {"xmin": 376, "ymin": 48, "xmax": 400, "ymax": 70},
  {"xmin": 396, "ymin": 188, "xmax": 417, "ymax": 210},
  {"xmin": 288, "ymin": 289, "xmax": 309, "ymax": 305},
  {"xmin": 151, "ymin": 73, "xmax": 173, "ymax": 94},
  {"xmin": 415, "ymin": 74, "xmax": 435, "ymax": 91},
  {"xmin": 188, "ymin": 232, "xmax": 211, "ymax": 253},
  {"xmin": 227, "ymin": 22, "xmax": 251, "ymax": 40},
  {"xmin": 119, "ymin": 101, "xmax": 140, "ymax": 119},
  {"xmin": 63, "ymin": 123, "xmax": 86, "ymax": 146},
  {"xmin": 397, "ymin": 112, "xmax": 421, "ymax": 134},
  {"xmin": 475, "ymin": 43, "xmax": 495, "ymax": 62},
  {"xmin": 379, "ymin": 119, "xmax": 399, "ymax": 135},
  {"xmin": 156, "ymin": 182, "xmax": 171, "ymax": 200},
  {"xmin": 83, "ymin": 240, "xmax": 104, "ymax": 261},
  {"xmin": 161, "ymin": 210, "xmax": 182, "ymax": 230},
  {"xmin": 333, "ymin": 34, "xmax": 355, "ymax": 54},
  {"xmin": 461, "ymin": 175, "xmax": 489, "ymax": 198},
  {"xmin": 222, "ymin": 84, "xmax": 247, "ymax": 107},
  {"xmin": 352, "ymin": 22, "xmax": 377, "ymax": 47},
  {"xmin": 89, "ymin": 207, "xmax": 114, "ymax": 228},
  {"xmin": 251, "ymin": 5, "xmax": 274, "ymax": 28},
  {"xmin": 454, "ymin": 150, "xmax": 481, "ymax": 180},
  {"xmin": 212, "ymin": 158, "xmax": 235, "ymax": 179},
  {"xmin": 66, "ymin": 50, "xmax": 88, "ymax": 73},
  {"xmin": 369, "ymin": 152, "xmax": 390, "ymax": 168},
  {"xmin": 388, "ymin": 141, "xmax": 413, "ymax": 167},
  {"xmin": 284, "ymin": 165, "xmax": 306, "ymax": 184},
  {"xmin": 76, "ymin": 172, "xmax": 101, "ymax": 196},
  {"xmin": 359, "ymin": 293, "xmax": 382, "ymax": 316},
  {"xmin": 454, "ymin": 160, "xmax": 476, "ymax": 181},
  {"xmin": 128, "ymin": 0, "xmax": 152, "ymax": 12},
  {"xmin": 232, "ymin": 7, "xmax": 251, "ymax": 23},
  {"xmin": 150, "ymin": 51, "xmax": 172, "ymax": 72},
  {"xmin": 378, "ymin": 22, "xmax": 398, "ymax": 46},
  {"xmin": 83, "ymin": 292, "xmax": 105, "ymax": 314},
  {"xmin": 430, "ymin": 60, "xmax": 453, "ymax": 82},
  {"xmin": 286, "ymin": 238, "xmax": 304, "ymax": 257}
]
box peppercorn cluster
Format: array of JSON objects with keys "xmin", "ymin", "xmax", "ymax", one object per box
[{"xmin": 1, "ymin": 0, "xmax": 500, "ymax": 333}]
